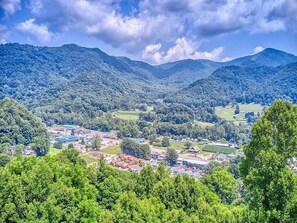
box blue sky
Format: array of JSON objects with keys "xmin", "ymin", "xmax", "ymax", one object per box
[{"xmin": 0, "ymin": 0, "xmax": 296, "ymax": 64}]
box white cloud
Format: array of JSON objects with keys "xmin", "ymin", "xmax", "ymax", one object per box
[
  {"xmin": 0, "ymin": 0, "xmax": 21, "ymax": 16},
  {"xmin": 27, "ymin": 1, "xmax": 297, "ymax": 46},
  {"xmin": 28, "ymin": 0, "xmax": 179, "ymax": 52},
  {"xmin": 16, "ymin": 19, "xmax": 53, "ymax": 43},
  {"xmin": 142, "ymin": 43, "xmax": 163, "ymax": 64},
  {"xmin": 142, "ymin": 37, "xmax": 224, "ymax": 64},
  {"xmin": 253, "ymin": 46, "xmax": 265, "ymax": 54}
]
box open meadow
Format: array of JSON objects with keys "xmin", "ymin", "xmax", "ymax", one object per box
[{"xmin": 215, "ymin": 103, "xmax": 264, "ymax": 122}]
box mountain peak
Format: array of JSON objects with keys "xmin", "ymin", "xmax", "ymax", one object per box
[{"xmin": 259, "ymin": 48, "xmax": 295, "ymax": 56}]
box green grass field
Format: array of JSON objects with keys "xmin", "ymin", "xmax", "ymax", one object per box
[
  {"xmin": 114, "ymin": 107, "xmax": 155, "ymax": 121},
  {"xmin": 114, "ymin": 110, "xmax": 142, "ymax": 121},
  {"xmin": 49, "ymin": 147, "xmax": 63, "ymax": 155},
  {"xmin": 154, "ymin": 140, "xmax": 204, "ymax": 151},
  {"xmin": 101, "ymin": 144, "xmax": 121, "ymax": 155},
  {"xmin": 215, "ymin": 103, "xmax": 263, "ymax": 122},
  {"xmin": 202, "ymin": 145, "xmax": 236, "ymax": 154}
]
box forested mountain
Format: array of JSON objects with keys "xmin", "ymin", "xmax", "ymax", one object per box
[
  {"xmin": 1, "ymin": 43, "xmax": 296, "ymax": 124},
  {"xmin": 0, "ymin": 43, "xmax": 166, "ymax": 124},
  {"xmin": 157, "ymin": 59, "xmax": 221, "ymax": 87},
  {"xmin": 225, "ymin": 48, "xmax": 297, "ymax": 67},
  {"xmin": 156, "ymin": 48, "xmax": 297, "ymax": 87},
  {"xmin": 166, "ymin": 62, "xmax": 297, "ymax": 109}
]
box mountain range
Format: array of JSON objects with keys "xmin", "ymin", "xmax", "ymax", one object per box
[{"xmin": 1, "ymin": 43, "xmax": 297, "ymax": 123}]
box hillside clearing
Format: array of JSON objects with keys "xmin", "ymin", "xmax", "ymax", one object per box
[
  {"xmin": 215, "ymin": 103, "xmax": 264, "ymax": 122},
  {"xmin": 202, "ymin": 145, "xmax": 236, "ymax": 154}
]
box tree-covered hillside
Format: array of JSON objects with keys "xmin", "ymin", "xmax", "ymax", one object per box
[
  {"xmin": 0, "ymin": 98, "xmax": 49, "ymax": 156},
  {"xmin": 0, "ymin": 43, "xmax": 167, "ymax": 124},
  {"xmin": 167, "ymin": 62, "xmax": 297, "ymax": 109},
  {"xmin": 156, "ymin": 48, "xmax": 297, "ymax": 87},
  {"xmin": 1, "ymin": 43, "xmax": 297, "ymax": 125}
]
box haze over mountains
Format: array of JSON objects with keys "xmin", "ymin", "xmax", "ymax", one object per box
[{"xmin": 1, "ymin": 43, "xmax": 297, "ymax": 123}]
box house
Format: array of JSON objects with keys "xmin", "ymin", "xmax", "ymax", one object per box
[
  {"xmin": 135, "ymin": 139, "xmax": 145, "ymax": 144},
  {"xmin": 188, "ymin": 147, "xmax": 200, "ymax": 154},
  {"xmin": 157, "ymin": 154, "xmax": 165, "ymax": 161},
  {"xmin": 128, "ymin": 165, "xmax": 138, "ymax": 171},
  {"xmin": 76, "ymin": 128, "xmax": 91, "ymax": 135},
  {"xmin": 111, "ymin": 159, "xmax": 118, "ymax": 166},
  {"xmin": 182, "ymin": 159, "xmax": 208, "ymax": 168},
  {"xmin": 63, "ymin": 125, "xmax": 78, "ymax": 130}
]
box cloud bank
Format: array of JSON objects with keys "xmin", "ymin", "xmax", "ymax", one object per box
[
  {"xmin": 0, "ymin": 0, "xmax": 21, "ymax": 16},
  {"xmin": 4, "ymin": 0, "xmax": 297, "ymax": 63},
  {"xmin": 16, "ymin": 19, "xmax": 53, "ymax": 44}
]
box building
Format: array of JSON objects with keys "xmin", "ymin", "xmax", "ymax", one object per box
[
  {"xmin": 188, "ymin": 147, "xmax": 200, "ymax": 154},
  {"xmin": 182, "ymin": 159, "xmax": 208, "ymax": 168},
  {"xmin": 76, "ymin": 128, "xmax": 92, "ymax": 135},
  {"xmin": 54, "ymin": 135, "xmax": 78, "ymax": 143},
  {"xmin": 63, "ymin": 125, "xmax": 78, "ymax": 130}
]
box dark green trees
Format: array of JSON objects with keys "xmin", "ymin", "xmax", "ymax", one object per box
[
  {"xmin": 53, "ymin": 141, "xmax": 63, "ymax": 149},
  {"xmin": 203, "ymin": 169, "xmax": 238, "ymax": 204},
  {"xmin": 240, "ymin": 100, "xmax": 297, "ymax": 222},
  {"xmin": 120, "ymin": 139, "xmax": 151, "ymax": 159},
  {"xmin": 31, "ymin": 136, "xmax": 50, "ymax": 156},
  {"xmin": 0, "ymin": 98, "xmax": 49, "ymax": 156},
  {"xmin": 0, "ymin": 150, "xmax": 102, "ymax": 222},
  {"xmin": 161, "ymin": 137, "xmax": 170, "ymax": 147},
  {"xmin": 165, "ymin": 148, "xmax": 178, "ymax": 166}
]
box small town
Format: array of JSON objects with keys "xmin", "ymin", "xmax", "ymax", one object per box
[{"xmin": 44, "ymin": 124, "xmax": 241, "ymax": 179}]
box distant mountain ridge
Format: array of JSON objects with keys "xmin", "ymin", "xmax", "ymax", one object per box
[
  {"xmin": 1, "ymin": 43, "xmax": 296, "ymax": 89},
  {"xmin": 166, "ymin": 62, "xmax": 297, "ymax": 109},
  {"xmin": 1, "ymin": 43, "xmax": 297, "ymax": 123},
  {"xmin": 157, "ymin": 48, "xmax": 297, "ymax": 87}
]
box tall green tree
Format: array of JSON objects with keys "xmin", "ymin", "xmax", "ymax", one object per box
[
  {"xmin": 203, "ymin": 169, "xmax": 238, "ymax": 204},
  {"xmin": 134, "ymin": 165, "xmax": 157, "ymax": 198},
  {"xmin": 32, "ymin": 137, "xmax": 50, "ymax": 156},
  {"xmin": 165, "ymin": 148, "xmax": 178, "ymax": 166},
  {"xmin": 240, "ymin": 100, "xmax": 297, "ymax": 222},
  {"xmin": 161, "ymin": 137, "xmax": 170, "ymax": 147},
  {"xmin": 92, "ymin": 134, "xmax": 102, "ymax": 150}
]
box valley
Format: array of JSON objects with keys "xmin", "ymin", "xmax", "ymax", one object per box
[{"xmin": 1, "ymin": 43, "xmax": 297, "ymax": 223}]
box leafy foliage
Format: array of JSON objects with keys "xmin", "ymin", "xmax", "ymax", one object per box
[
  {"xmin": 0, "ymin": 150, "xmax": 253, "ymax": 222},
  {"xmin": 165, "ymin": 148, "xmax": 178, "ymax": 166},
  {"xmin": 240, "ymin": 100, "xmax": 297, "ymax": 222},
  {"xmin": 120, "ymin": 139, "xmax": 151, "ymax": 159},
  {"xmin": 0, "ymin": 98, "xmax": 49, "ymax": 156},
  {"xmin": 167, "ymin": 63, "xmax": 297, "ymax": 114}
]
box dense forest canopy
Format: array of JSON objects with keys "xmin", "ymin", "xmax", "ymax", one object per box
[
  {"xmin": 0, "ymin": 150, "xmax": 250, "ymax": 222},
  {"xmin": 0, "ymin": 100, "xmax": 296, "ymax": 222},
  {"xmin": 0, "ymin": 98, "xmax": 49, "ymax": 156},
  {"xmin": 1, "ymin": 43, "xmax": 297, "ymax": 127}
]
